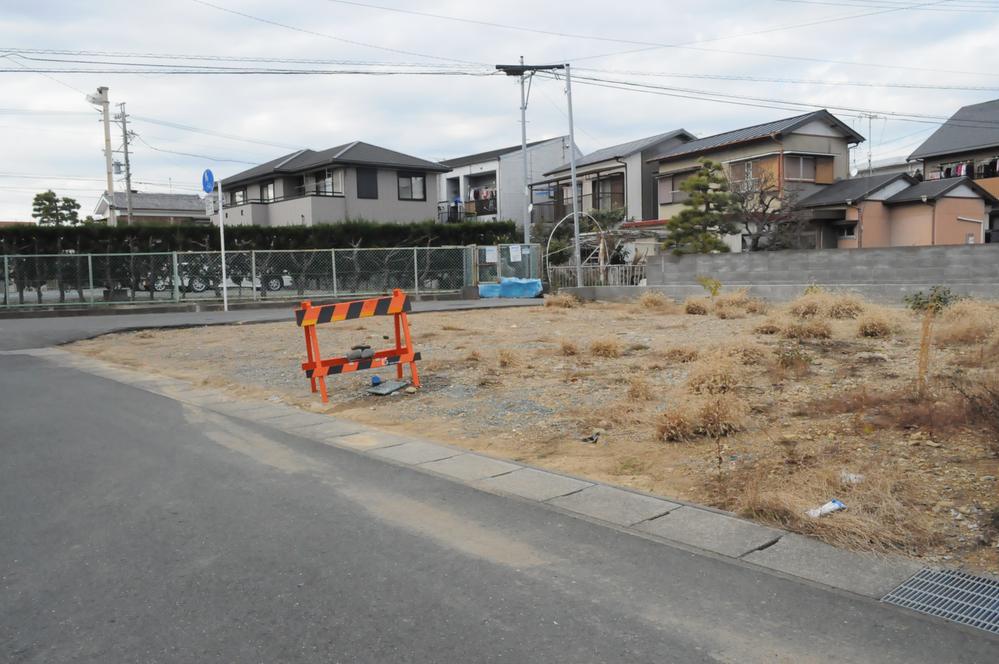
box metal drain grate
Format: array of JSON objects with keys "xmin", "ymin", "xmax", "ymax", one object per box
[{"xmin": 882, "ymin": 568, "xmax": 999, "ymax": 634}]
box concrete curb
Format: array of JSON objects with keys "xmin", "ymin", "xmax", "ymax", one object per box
[{"xmin": 26, "ymin": 347, "xmax": 924, "ymax": 601}]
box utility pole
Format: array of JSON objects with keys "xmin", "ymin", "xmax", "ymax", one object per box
[
  {"xmin": 116, "ymin": 102, "xmax": 134, "ymax": 226},
  {"xmin": 496, "ymin": 61, "xmax": 581, "ymax": 286},
  {"xmin": 87, "ymin": 87, "xmax": 116, "ymax": 226},
  {"xmin": 518, "ymin": 55, "xmax": 531, "ymax": 244}
]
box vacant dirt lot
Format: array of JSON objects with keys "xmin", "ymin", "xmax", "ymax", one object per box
[{"xmin": 70, "ymin": 290, "xmax": 999, "ymax": 573}]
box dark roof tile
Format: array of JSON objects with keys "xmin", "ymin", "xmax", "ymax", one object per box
[{"xmin": 908, "ymin": 98, "xmax": 999, "ymax": 160}]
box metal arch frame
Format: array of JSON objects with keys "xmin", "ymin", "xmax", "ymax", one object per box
[{"xmin": 544, "ymin": 211, "xmax": 605, "ymax": 283}]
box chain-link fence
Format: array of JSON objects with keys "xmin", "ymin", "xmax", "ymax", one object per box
[{"xmin": 1, "ymin": 244, "xmax": 538, "ymax": 308}]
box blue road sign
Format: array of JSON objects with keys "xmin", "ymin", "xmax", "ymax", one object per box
[{"xmin": 202, "ymin": 169, "xmax": 215, "ymax": 194}]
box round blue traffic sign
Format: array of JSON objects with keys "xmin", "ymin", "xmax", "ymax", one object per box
[{"xmin": 202, "ymin": 169, "xmax": 215, "ymax": 194}]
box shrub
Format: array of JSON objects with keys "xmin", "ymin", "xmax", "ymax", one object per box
[
  {"xmin": 826, "ymin": 294, "xmax": 865, "ymax": 319},
  {"xmin": 590, "ymin": 338, "xmax": 622, "ymax": 358},
  {"xmin": 781, "ymin": 320, "xmax": 832, "ymax": 340},
  {"xmin": 658, "ymin": 396, "xmax": 747, "ymax": 442},
  {"xmin": 627, "ymin": 376, "xmax": 655, "ymax": 401},
  {"xmin": 935, "ymin": 300, "xmax": 998, "ymax": 345},
  {"xmin": 559, "ymin": 340, "xmax": 579, "ymax": 356},
  {"xmin": 788, "ymin": 295, "xmax": 822, "ymax": 318},
  {"xmin": 745, "ymin": 298, "xmax": 768, "ymax": 315},
  {"xmin": 857, "ymin": 315, "xmax": 893, "ymax": 339},
  {"xmin": 658, "ymin": 408, "xmax": 693, "ymax": 442},
  {"xmin": 904, "ymin": 285, "xmax": 961, "ymax": 312},
  {"xmin": 773, "ymin": 344, "xmax": 811, "ymax": 377},
  {"xmin": 696, "ymin": 275, "xmax": 722, "ymax": 297},
  {"xmin": 545, "ymin": 293, "xmax": 579, "ymax": 309},
  {"xmin": 686, "ymin": 356, "xmax": 741, "ymax": 395},
  {"xmin": 661, "ymin": 346, "xmax": 699, "ymax": 363},
  {"xmin": 726, "ymin": 342, "xmax": 770, "ymax": 366},
  {"xmin": 497, "ymin": 349, "xmax": 517, "ymax": 368},
  {"xmin": 684, "ymin": 298, "xmax": 709, "ymax": 315},
  {"xmin": 637, "ymin": 291, "xmax": 678, "ymax": 312}
]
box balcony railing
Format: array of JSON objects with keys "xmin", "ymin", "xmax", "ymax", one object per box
[{"xmin": 228, "ymin": 187, "xmax": 344, "ymax": 208}]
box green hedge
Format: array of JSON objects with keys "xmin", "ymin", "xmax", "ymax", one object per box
[{"xmin": 0, "ymin": 220, "xmax": 518, "ymax": 255}]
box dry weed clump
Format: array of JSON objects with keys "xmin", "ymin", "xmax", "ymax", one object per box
[
  {"xmin": 637, "ymin": 291, "xmax": 680, "ymax": 312},
  {"xmin": 684, "ymin": 298, "xmax": 709, "ymax": 315},
  {"xmin": 686, "ymin": 356, "xmax": 742, "ymax": 395},
  {"xmin": 788, "ymin": 291, "xmax": 866, "ymax": 320},
  {"xmin": 545, "ymin": 293, "xmax": 579, "ymax": 309},
  {"xmin": 857, "ymin": 314, "xmax": 893, "ymax": 338},
  {"xmin": 725, "ymin": 341, "xmax": 770, "ymax": 366},
  {"xmin": 712, "ymin": 289, "xmax": 767, "ymax": 319},
  {"xmin": 658, "ymin": 396, "xmax": 747, "ymax": 442},
  {"xmin": 660, "ymin": 346, "xmax": 699, "ymax": 363},
  {"xmin": 727, "ymin": 464, "xmax": 936, "ymax": 553},
  {"xmin": 464, "ymin": 350, "xmax": 482, "ymax": 363},
  {"xmin": 772, "ymin": 344, "xmax": 811, "ymax": 378},
  {"xmin": 627, "ymin": 376, "xmax": 655, "ymax": 401},
  {"xmin": 590, "ymin": 338, "xmax": 622, "ymax": 358},
  {"xmin": 936, "ymin": 300, "xmax": 999, "ymax": 346},
  {"xmin": 754, "ymin": 319, "xmax": 783, "ymax": 335},
  {"xmin": 781, "ymin": 319, "xmax": 832, "ymax": 340},
  {"xmin": 497, "ymin": 349, "xmax": 518, "ymax": 368},
  {"xmin": 559, "ymin": 340, "xmax": 579, "ymax": 356}
]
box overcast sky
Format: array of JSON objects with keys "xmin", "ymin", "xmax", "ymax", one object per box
[{"xmin": 1, "ymin": 0, "xmax": 998, "ymax": 221}]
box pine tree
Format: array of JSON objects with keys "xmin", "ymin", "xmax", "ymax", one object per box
[
  {"xmin": 31, "ymin": 190, "xmax": 82, "ymax": 226},
  {"xmin": 666, "ymin": 159, "xmax": 738, "ymax": 254}
]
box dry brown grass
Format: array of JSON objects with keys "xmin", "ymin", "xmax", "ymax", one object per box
[
  {"xmin": 559, "ymin": 340, "xmax": 579, "ymax": 356},
  {"xmin": 659, "ymin": 346, "xmax": 699, "ymax": 363},
  {"xmin": 936, "ymin": 300, "xmax": 999, "ymax": 346},
  {"xmin": 723, "ymin": 463, "xmax": 937, "ymax": 553},
  {"xmin": 753, "ymin": 319, "xmax": 782, "ymax": 335},
  {"xmin": 772, "ymin": 344, "xmax": 811, "ymax": 378},
  {"xmin": 627, "ymin": 376, "xmax": 655, "ymax": 401},
  {"xmin": 545, "ymin": 293, "xmax": 579, "ymax": 309},
  {"xmin": 497, "ymin": 349, "xmax": 518, "ymax": 368},
  {"xmin": 788, "ymin": 291, "xmax": 865, "ymax": 320},
  {"xmin": 684, "ymin": 298, "xmax": 709, "ymax": 315},
  {"xmin": 464, "ymin": 350, "xmax": 482, "ymax": 363},
  {"xmin": 725, "ymin": 341, "xmax": 771, "ymax": 366},
  {"xmin": 781, "ymin": 319, "xmax": 832, "ymax": 340},
  {"xmin": 658, "ymin": 395, "xmax": 748, "ymax": 442},
  {"xmin": 590, "ymin": 338, "xmax": 622, "ymax": 358},
  {"xmin": 857, "ymin": 314, "xmax": 893, "ymax": 338},
  {"xmin": 712, "ymin": 289, "xmax": 767, "ymax": 319},
  {"xmin": 637, "ymin": 291, "xmax": 680, "ymax": 313},
  {"xmin": 686, "ymin": 356, "xmax": 742, "ymax": 395}
]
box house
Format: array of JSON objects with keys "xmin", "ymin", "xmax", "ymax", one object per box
[
  {"xmin": 437, "ymin": 136, "xmax": 575, "ymax": 226},
  {"xmin": 215, "ymin": 141, "xmax": 449, "ymax": 227},
  {"xmin": 94, "ymin": 192, "xmax": 209, "ymax": 225},
  {"xmin": 798, "ymin": 173, "xmax": 997, "ymax": 249},
  {"xmin": 528, "ymin": 129, "xmax": 696, "ymax": 227},
  {"xmin": 650, "ymin": 110, "xmax": 865, "ymax": 250},
  {"xmin": 908, "ymin": 98, "xmax": 999, "ymax": 240}
]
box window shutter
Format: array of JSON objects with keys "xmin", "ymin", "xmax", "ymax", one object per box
[{"xmin": 815, "ymin": 156, "xmax": 835, "ymax": 184}]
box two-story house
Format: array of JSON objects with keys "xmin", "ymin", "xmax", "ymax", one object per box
[
  {"xmin": 908, "ymin": 98, "xmax": 999, "ymax": 241},
  {"xmin": 437, "ymin": 136, "xmax": 576, "ymax": 226},
  {"xmin": 528, "ymin": 129, "xmax": 695, "ymax": 227},
  {"xmin": 214, "ymin": 141, "xmax": 449, "ymax": 227},
  {"xmin": 649, "ymin": 110, "xmax": 864, "ymax": 250}
]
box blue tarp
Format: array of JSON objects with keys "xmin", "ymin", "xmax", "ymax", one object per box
[{"xmin": 479, "ymin": 277, "xmax": 543, "ymax": 299}]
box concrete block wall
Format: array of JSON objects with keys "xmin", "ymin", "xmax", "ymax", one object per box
[{"xmin": 564, "ymin": 245, "xmax": 999, "ymax": 303}]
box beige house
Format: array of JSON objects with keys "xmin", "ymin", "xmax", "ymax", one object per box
[
  {"xmin": 798, "ymin": 173, "xmax": 997, "ymax": 249},
  {"xmin": 649, "ymin": 110, "xmax": 864, "ymax": 250}
]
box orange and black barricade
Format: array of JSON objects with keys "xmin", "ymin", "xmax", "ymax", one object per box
[{"xmin": 295, "ymin": 288, "xmax": 421, "ymax": 403}]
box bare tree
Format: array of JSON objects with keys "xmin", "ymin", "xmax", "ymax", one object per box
[{"xmin": 727, "ymin": 172, "xmax": 812, "ymax": 251}]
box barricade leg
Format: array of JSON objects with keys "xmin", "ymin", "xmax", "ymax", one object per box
[
  {"xmin": 393, "ymin": 313, "xmax": 404, "ymax": 380},
  {"xmin": 304, "ymin": 325, "xmax": 318, "ymax": 394},
  {"xmin": 400, "ymin": 312, "xmax": 421, "ymax": 388}
]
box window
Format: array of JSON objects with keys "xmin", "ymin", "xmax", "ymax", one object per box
[
  {"xmin": 397, "ymin": 172, "xmax": 426, "ymax": 201},
  {"xmin": 316, "ymin": 168, "xmax": 344, "ymax": 196},
  {"xmin": 658, "ymin": 176, "xmax": 673, "ymax": 205},
  {"xmin": 232, "ymin": 189, "xmax": 245, "ymax": 205},
  {"xmin": 836, "ymin": 224, "xmax": 856, "ymax": 239},
  {"xmin": 593, "ymin": 173, "xmax": 624, "ymax": 210},
  {"xmin": 262, "ymin": 181, "xmax": 275, "ymax": 202},
  {"xmin": 357, "ymin": 168, "xmax": 378, "ymax": 199},
  {"xmin": 785, "ymin": 155, "xmax": 817, "ymax": 181}
]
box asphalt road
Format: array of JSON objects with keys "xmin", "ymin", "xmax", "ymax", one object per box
[{"xmin": 1, "ymin": 313, "xmax": 997, "ymax": 662}]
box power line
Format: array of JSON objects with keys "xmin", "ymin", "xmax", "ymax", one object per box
[
  {"xmin": 189, "ymin": 0, "xmax": 484, "ymax": 65},
  {"xmin": 776, "ymin": 0, "xmax": 999, "ymax": 12},
  {"xmin": 132, "ymin": 134, "xmax": 259, "ymax": 165}
]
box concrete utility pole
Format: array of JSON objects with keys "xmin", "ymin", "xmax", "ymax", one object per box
[
  {"xmin": 88, "ymin": 87, "xmax": 116, "ymax": 226},
  {"xmin": 496, "ymin": 61, "xmax": 581, "ymax": 285},
  {"xmin": 116, "ymin": 102, "xmax": 134, "ymax": 225},
  {"xmin": 518, "ymin": 56, "xmax": 531, "ymax": 244}
]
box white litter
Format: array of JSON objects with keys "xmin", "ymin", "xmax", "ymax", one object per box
[{"xmin": 807, "ymin": 499, "xmax": 846, "ymax": 518}]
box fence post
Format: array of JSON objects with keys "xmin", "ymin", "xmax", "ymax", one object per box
[
  {"xmin": 495, "ymin": 245, "xmax": 502, "ymax": 279},
  {"xmin": 330, "ymin": 248, "xmax": 338, "ymax": 298},
  {"xmin": 250, "ymin": 250, "xmax": 258, "ymax": 302},
  {"xmin": 2, "ymin": 255, "xmax": 8, "ymax": 308},
  {"xmin": 171, "ymin": 251, "xmax": 181, "ymax": 303},
  {"xmin": 87, "ymin": 254, "xmax": 95, "ymax": 306},
  {"xmin": 412, "ymin": 247, "xmax": 420, "ymax": 295}
]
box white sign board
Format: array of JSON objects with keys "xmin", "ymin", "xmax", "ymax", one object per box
[
  {"xmin": 509, "ymin": 245, "xmax": 522, "ymax": 263},
  {"xmin": 204, "ymin": 196, "xmax": 215, "ymax": 216},
  {"xmin": 483, "ymin": 246, "xmax": 498, "ymax": 264}
]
